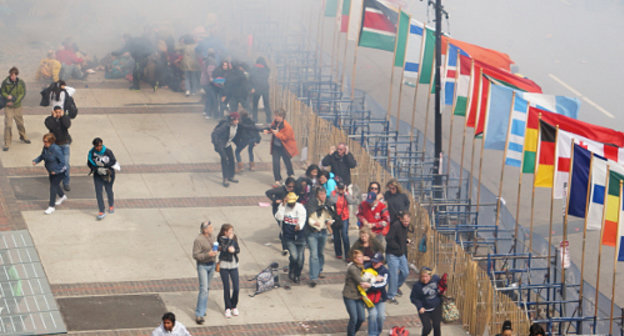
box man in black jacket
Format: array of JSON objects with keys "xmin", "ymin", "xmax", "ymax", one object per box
[
  {"xmin": 45, "ymin": 105, "xmax": 72, "ymax": 191},
  {"xmin": 265, "ymin": 177, "xmax": 296, "ymax": 255},
  {"xmin": 385, "ymin": 211, "xmax": 411, "ymax": 304},
  {"xmin": 321, "ymin": 142, "xmax": 357, "ymax": 186},
  {"xmin": 211, "ymin": 112, "xmax": 240, "ymax": 187}
]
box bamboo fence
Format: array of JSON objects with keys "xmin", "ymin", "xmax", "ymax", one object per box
[{"xmin": 271, "ymin": 84, "xmax": 531, "ymax": 336}]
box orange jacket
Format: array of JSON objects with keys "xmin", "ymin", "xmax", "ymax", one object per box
[{"xmin": 270, "ymin": 119, "xmax": 298, "ymax": 157}]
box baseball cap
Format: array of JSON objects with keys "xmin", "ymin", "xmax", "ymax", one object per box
[
  {"xmin": 366, "ymin": 191, "xmax": 377, "ymax": 204},
  {"xmin": 371, "ymin": 252, "xmax": 384, "ymax": 264},
  {"xmin": 336, "ymin": 181, "xmax": 346, "ymax": 189},
  {"xmin": 285, "ymin": 192, "xmax": 299, "ymax": 203}
]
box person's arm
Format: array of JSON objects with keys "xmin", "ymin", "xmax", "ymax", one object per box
[
  {"xmin": 320, "ymin": 153, "xmax": 332, "ymax": 167},
  {"xmin": 385, "ymin": 224, "xmax": 400, "ymax": 252},
  {"xmin": 371, "ymin": 269, "xmax": 388, "ymax": 288},
  {"xmin": 32, "ymin": 148, "xmax": 44, "ymax": 164},
  {"xmin": 274, "ymin": 203, "xmax": 286, "ymax": 221},
  {"xmin": 105, "ymin": 149, "xmax": 117, "ymax": 168},
  {"xmin": 296, "ymin": 204, "xmax": 307, "ymax": 231},
  {"xmin": 192, "ymin": 238, "xmax": 214, "ymax": 262},
  {"xmin": 356, "ymin": 202, "xmax": 368, "ymax": 225},
  {"xmin": 345, "ymin": 152, "xmax": 357, "ymax": 168},
  {"xmin": 44, "ymin": 117, "xmax": 55, "ymax": 132},
  {"xmin": 402, "ymin": 193, "xmax": 411, "ymax": 210},
  {"xmin": 265, "ymin": 186, "xmax": 282, "ymax": 202},
  {"xmin": 53, "ymin": 146, "xmax": 66, "ymax": 170},
  {"xmin": 60, "ymin": 115, "xmax": 71, "ymax": 129},
  {"xmin": 14, "ymin": 81, "xmax": 25, "ymax": 105},
  {"xmin": 410, "ymin": 283, "xmax": 425, "ymax": 310}
]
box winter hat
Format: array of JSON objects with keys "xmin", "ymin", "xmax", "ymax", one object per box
[{"xmin": 229, "ymin": 111, "xmax": 240, "ymax": 120}]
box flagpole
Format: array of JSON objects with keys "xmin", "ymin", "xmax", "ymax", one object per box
[
  {"xmin": 561, "ymin": 138, "xmax": 575, "ymax": 305},
  {"xmin": 445, "ymin": 52, "xmax": 461, "ymax": 178},
  {"xmin": 316, "ymin": 1, "xmax": 325, "ymax": 72},
  {"xmin": 386, "ymin": 9, "xmax": 401, "ymax": 124},
  {"xmin": 340, "ymin": 34, "xmax": 349, "ymax": 92},
  {"xmin": 408, "ymin": 20, "xmax": 427, "ymax": 145},
  {"xmin": 495, "ymin": 92, "xmax": 516, "ymax": 227},
  {"xmin": 457, "ymin": 59, "xmax": 474, "ymax": 200},
  {"xmin": 409, "ymin": 81, "xmax": 420, "ymax": 143},
  {"xmin": 593, "ymin": 165, "xmax": 610, "ymax": 333},
  {"xmin": 529, "ymin": 168, "xmax": 537, "ymax": 252},
  {"xmin": 468, "ymin": 128, "xmax": 477, "ymax": 204},
  {"xmin": 423, "ymin": 66, "xmax": 435, "ymax": 153},
  {"xmin": 476, "ymin": 76, "xmax": 490, "ymax": 213},
  {"xmin": 395, "ymin": 15, "xmax": 410, "ymax": 134},
  {"xmin": 350, "ymin": 13, "xmax": 361, "ymax": 100},
  {"xmin": 329, "ymin": 9, "xmax": 339, "ymax": 80},
  {"xmin": 608, "ymin": 180, "xmax": 622, "ymax": 336},
  {"xmin": 577, "ymin": 153, "xmax": 593, "ymax": 333},
  {"xmin": 545, "ymin": 125, "xmax": 560, "ymax": 310}
]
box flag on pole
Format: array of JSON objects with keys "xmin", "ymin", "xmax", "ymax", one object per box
[
  {"xmin": 442, "ymin": 37, "xmax": 514, "ymax": 71},
  {"xmin": 403, "ymin": 19, "xmax": 423, "ymax": 79},
  {"xmin": 453, "ymin": 54, "xmax": 472, "ymax": 116},
  {"xmin": 618, "ymin": 183, "xmax": 624, "ymax": 260},
  {"xmin": 347, "ymin": 0, "xmax": 363, "ymax": 41},
  {"xmin": 504, "ymin": 94, "xmax": 529, "ymax": 167},
  {"xmin": 474, "ymin": 75, "xmax": 492, "ymax": 136},
  {"xmin": 483, "ymin": 83, "xmax": 514, "ymax": 150},
  {"xmin": 393, "ymin": 10, "xmax": 410, "ymax": 67},
  {"xmin": 520, "ymin": 92, "xmax": 579, "ymax": 120},
  {"xmin": 534, "ymin": 120, "xmax": 558, "ymax": 187},
  {"xmin": 603, "ymin": 169, "xmax": 624, "ymax": 246},
  {"xmin": 443, "ymin": 44, "xmax": 469, "ymax": 106},
  {"xmin": 341, "ymin": 0, "xmax": 351, "ymax": 32},
  {"xmin": 325, "ymin": 0, "xmax": 339, "ymax": 17},
  {"xmin": 418, "ymin": 27, "xmax": 435, "ymax": 85},
  {"xmin": 465, "ymin": 62, "xmax": 480, "ymax": 128},
  {"xmin": 358, "ymin": 0, "xmax": 398, "ymax": 52},
  {"xmin": 568, "ymin": 144, "xmax": 592, "ymax": 218}
]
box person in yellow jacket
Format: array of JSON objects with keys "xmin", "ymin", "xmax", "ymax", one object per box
[{"xmin": 36, "ymin": 51, "xmax": 61, "ymax": 83}]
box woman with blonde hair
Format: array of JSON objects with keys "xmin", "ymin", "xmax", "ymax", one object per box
[
  {"xmin": 350, "ymin": 226, "xmax": 384, "ymax": 262},
  {"xmin": 383, "ymin": 179, "xmax": 410, "ymax": 221},
  {"xmin": 410, "ymin": 267, "xmax": 443, "ymax": 336},
  {"xmin": 342, "ymin": 249, "xmax": 371, "ymax": 336}
]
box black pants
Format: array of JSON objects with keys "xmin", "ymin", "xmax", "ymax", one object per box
[
  {"xmin": 203, "ymin": 85, "xmax": 219, "ymax": 118},
  {"xmin": 217, "ymin": 146, "xmax": 235, "ymax": 180},
  {"xmin": 132, "ymin": 56, "xmax": 148, "ymax": 88},
  {"xmin": 219, "ymin": 267, "xmax": 239, "ymax": 309},
  {"xmin": 94, "ymin": 174, "xmax": 115, "ymax": 213},
  {"xmin": 271, "ymin": 145, "xmax": 294, "ymax": 182},
  {"xmin": 252, "ymin": 90, "xmax": 271, "ymax": 123},
  {"xmin": 419, "ymin": 304, "xmax": 442, "ymax": 336},
  {"xmin": 48, "ymin": 173, "xmax": 65, "ymax": 207}
]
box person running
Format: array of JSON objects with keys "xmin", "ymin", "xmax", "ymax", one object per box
[
  {"xmin": 356, "ymin": 190, "xmax": 390, "ymax": 248},
  {"xmin": 217, "ymin": 223, "xmax": 240, "ymax": 318},
  {"xmin": 32, "ymin": 133, "xmax": 67, "ymax": 215},
  {"xmin": 275, "ymin": 192, "xmax": 307, "ymax": 284},
  {"xmin": 2, "ymin": 67, "xmax": 29, "ymax": 151},
  {"xmin": 264, "ymin": 108, "xmax": 297, "ymax": 187},
  {"xmin": 366, "ymin": 252, "xmax": 389, "ymax": 336},
  {"xmin": 410, "ymin": 267, "xmax": 443, "ymax": 336},
  {"xmin": 385, "ymin": 211, "xmax": 412, "ymax": 304},
  {"xmin": 305, "ymin": 187, "xmax": 335, "ymax": 288},
  {"xmin": 342, "ymin": 249, "xmax": 371, "ymax": 336},
  {"xmin": 87, "ymin": 137, "xmax": 118, "ymax": 220}
]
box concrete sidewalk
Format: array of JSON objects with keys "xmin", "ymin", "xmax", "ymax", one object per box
[{"xmin": 0, "ymin": 76, "xmax": 469, "ymax": 335}]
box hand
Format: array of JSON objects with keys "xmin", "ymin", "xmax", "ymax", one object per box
[
  {"xmin": 345, "ymin": 145, "xmax": 349, "ymax": 154},
  {"xmin": 263, "ymin": 129, "xmax": 270, "ymax": 135},
  {"xmin": 221, "ymin": 96, "xmax": 226, "ymax": 102},
  {"xmin": 360, "ymin": 282, "xmax": 371, "ymax": 289},
  {"xmin": 329, "ymin": 145, "xmax": 336, "ymax": 154},
  {"xmin": 251, "ymin": 88, "xmax": 255, "ymax": 94},
  {"xmin": 375, "ymin": 275, "xmax": 384, "ymax": 282},
  {"xmin": 376, "ymin": 194, "xmax": 384, "ymax": 201},
  {"xmin": 363, "ymin": 256, "xmax": 371, "ymax": 261},
  {"xmin": 271, "ymin": 129, "xmax": 278, "ymax": 135},
  {"xmin": 294, "ymin": 225, "xmax": 300, "ymax": 231},
  {"xmin": 208, "ymin": 250, "xmax": 218, "ymax": 257},
  {"xmin": 419, "ymin": 308, "xmax": 425, "ymax": 314},
  {"xmin": 228, "ymin": 246, "xmax": 235, "ymax": 253},
  {"xmin": 361, "ymin": 219, "xmax": 369, "ymax": 226},
  {"xmin": 6, "ymin": 102, "xmax": 13, "ymax": 106},
  {"xmin": 32, "ymin": 161, "xmax": 37, "ymax": 166},
  {"xmin": 276, "ymin": 199, "xmax": 282, "ymax": 204},
  {"xmin": 7, "ymin": 95, "xmax": 12, "ymax": 100},
  {"xmin": 51, "ymin": 171, "xmax": 55, "ymax": 175}
]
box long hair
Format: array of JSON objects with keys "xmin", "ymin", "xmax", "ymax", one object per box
[
  {"xmin": 386, "ymin": 178, "xmax": 404, "ymax": 194},
  {"xmin": 217, "ymin": 223, "xmax": 237, "ymax": 242}
]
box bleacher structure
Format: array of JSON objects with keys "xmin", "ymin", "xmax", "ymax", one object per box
[{"xmin": 244, "ymin": 13, "xmax": 622, "ymax": 336}]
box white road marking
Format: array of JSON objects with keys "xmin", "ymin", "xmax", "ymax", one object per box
[{"xmin": 548, "ymin": 73, "xmax": 614, "ymax": 119}]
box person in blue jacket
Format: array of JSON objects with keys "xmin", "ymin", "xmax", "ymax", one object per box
[
  {"xmin": 410, "ymin": 267, "xmax": 443, "ymax": 336},
  {"xmin": 32, "ymin": 133, "xmax": 67, "ymax": 215}
]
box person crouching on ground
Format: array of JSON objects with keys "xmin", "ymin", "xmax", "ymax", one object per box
[
  {"xmin": 217, "ymin": 223, "xmax": 240, "ymax": 318},
  {"xmin": 211, "ymin": 111, "xmax": 240, "ymax": 187},
  {"xmin": 410, "ymin": 267, "xmax": 443, "ymax": 336},
  {"xmin": 87, "ymin": 137, "xmax": 117, "ymax": 220},
  {"xmin": 32, "ymin": 133, "xmax": 67, "ymax": 215},
  {"xmin": 151, "ymin": 312, "xmax": 190, "ymax": 336}
]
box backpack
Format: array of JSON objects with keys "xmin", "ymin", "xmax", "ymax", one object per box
[
  {"xmin": 442, "ymin": 296, "xmax": 460, "ymax": 322},
  {"xmin": 64, "ymin": 94, "xmax": 78, "ymax": 119},
  {"xmin": 40, "ymin": 83, "xmax": 54, "ymax": 107},
  {"xmin": 390, "ymin": 326, "xmax": 409, "ymax": 336},
  {"xmin": 249, "ymin": 262, "xmax": 280, "ymax": 297}
]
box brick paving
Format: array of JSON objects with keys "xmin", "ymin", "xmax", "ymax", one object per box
[{"xmin": 21, "ymin": 106, "xmax": 205, "ymax": 115}]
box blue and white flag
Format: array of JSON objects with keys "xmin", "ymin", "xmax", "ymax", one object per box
[
  {"xmin": 403, "ymin": 19, "xmax": 423, "ymax": 79},
  {"xmin": 443, "ymin": 43, "xmax": 469, "ymax": 106}
]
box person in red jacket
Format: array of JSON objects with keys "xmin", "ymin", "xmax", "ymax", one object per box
[
  {"xmin": 330, "ymin": 181, "xmax": 357, "ymax": 260},
  {"xmin": 264, "ymin": 108, "xmax": 298, "ymax": 186},
  {"xmin": 356, "ymin": 191, "xmax": 390, "ymax": 248}
]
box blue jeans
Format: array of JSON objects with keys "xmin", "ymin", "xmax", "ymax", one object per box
[
  {"xmin": 387, "ymin": 254, "xmax": 409, "ymax": 299},
  {"xmin": 332, "ymin": 219, "xmax": 350, "ymax": 258},
  {"xmin": 93, "ymin": 174, "xmax": 115, "ymax": 213},
  {"xmin": 235, "ymin": 140, "xmax": 255, "ymax": 163},
  {"xmin": 307, "ymin": 229, "xmax": 327, "ymax": 281},
  {"xmin": 59, "ymin": 144, "xmax": 70, "ymax": 186},
  {"xmin": 48, "ymin": 173, "xmax": 65, "ymax": 207},
  {"xmin": 284, "ymin": 239, "xmax": 306, "ymax": 277},
  {"xmin": 184, "ymin": 71, "xmax": 200, "ymax": 94},
  {"xmin": 344, "ymin": 296, "xmax": 366, "ymax": 336},
  {"xmin": 368, "ymin": 301, "xmax": 386, "ymax": 336},
  {"xmin": 195, "ymin": 262, "xmax": 216, "ymax": 317}
]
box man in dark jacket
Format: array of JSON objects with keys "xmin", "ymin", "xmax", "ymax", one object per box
[
  {"xmin": 211, "ymin": 112, "xmax": 240, "ymax": 187},
  {"xmin": 223, "ymin": 62, "xmax": 249, "ymax": 112},
  {"xmin": 250, "ymin": 56, "xmax": 271, "ymax": 123},
  {"xmin": 265, "ymin": 177, "xmax": 296, "ymax": 254},
  {"xmin": 2, "ymin": 67, "xmax": 29, "ymax": 151},
  {"xmin": 321, "ymin": 142, "xmax": 357, "ymax": 186},
  {"xmin": 385, "ymin": 211, "xmax": 411, "ymax": 304},
  {"xmin": 234, "ymin": 110, "xmax": 261, "ymax": 172},
  {"xmin": 113, "ymin": 34, "xmax": 155, "ymax": 90},
  {"xmin": 45, "ymin": 105, "xmax": 72, "ymax": 191}
]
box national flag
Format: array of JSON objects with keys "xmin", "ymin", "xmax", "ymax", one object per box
[
  {"xmin": 341, "ymin": 0, "xmax": 351, "ymax": 32},
  {"xmin": 453, "ymin": 54, "xmax": 471, "ymax": 116},
  {"xmin": 358, "ymin": 0, "xmax": 399, "ymax": 52},
  {"xmin": 403, "ymin": 19, "xmax": 423, "ymax": 79},
  {"xmin": 603, "ymin": 169, "xmax": 624, "ymax": 246},
  {"xmin": 504, "ymin": 94, "xmax": 529, "ymax": 167},
  {"xmin": 522, "ymin": 107, "xmax": 624, "ymax": 174},
  {"xmin": 347, "ymin": 0, "xmax": 363, "ymax": 41},
  {"xmin": 465, "ymin": 61, "xmax": 480, "ymax": 128},
  {"xmin": 568, "ymin": 144, "xmax": 592, "ymax": 218},
  {"xmin": 483, "ymin": 83, "xmax": 514, "ymax": 150},
  {"xmin": 443, "ymin": 44, "xmax": 469, "ymax": 106},
  {"xmin": 325, "ymin": 0, "xmax": 339, "ymax": 17},
  {"xmin": 520, "ymin": 92, "xmax": 579, "ymax": 120},
  {"xmin": 618, "ymin": 184, "xmax": 624, "ymax": 261},
  {"xmin": 442, "ymin": 37, "xmax": 514, "ymax": 71},
  {"xmin": 418, "ymin": 27, "xmax": 435, "ymax": 85},
  {"xmin": 474, "ymin": 74, "xmax": 492, "ymax": 136},
  {"xmin": 534, "ymin": 120, "xmax": 557, "ymax": 187},
  {"xmin": 393, "ymin": 10, "xmax": 410, "ymax": 67},
  {"xmin": 554, "ymin": 129, "xmax": 623, "ymax": 199}
]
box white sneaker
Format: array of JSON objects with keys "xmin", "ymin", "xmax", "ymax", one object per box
[
  {"xmin": 44, "ymin": 207, "xmax": 55, "ymax": 215},
  {"xmin": 185, "ymin": 90, "xmax": 190, "ymax": 97},
  {"xmin": 224, "ymin": 309, "xmax": 232, "ymax": 318},
  {"xmin": 55, "ymin": 195, "xmax": 67, "ymax": 206},
  {"xmin": 231, "ymin": 308, "xmax": 239, "ymax": 316}
]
